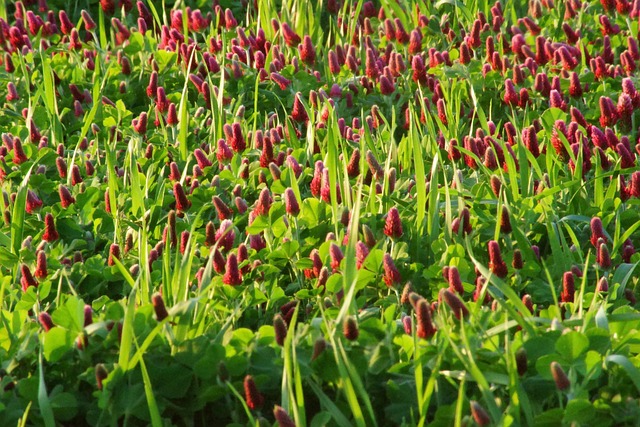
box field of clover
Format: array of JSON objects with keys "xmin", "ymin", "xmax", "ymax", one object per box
[{"xmin": 3, "ymin": 0, "xmax": 640, "ymax": 425}]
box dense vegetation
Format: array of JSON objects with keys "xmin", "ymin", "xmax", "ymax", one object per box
[{"xmin": 1, "ymin": 0, "xmax": 640, "ymax": 425}]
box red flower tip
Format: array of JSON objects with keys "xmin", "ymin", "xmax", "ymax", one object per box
[
  {"xmin": 169, "ymin": 163, "xmax": 182, "ymax": 182},
  {"xmin": 311, "ymin": 337, "xmax": 327, "ymax": 361},
  {"xmin": 531, "ymin": 245, "xmax": 541, "ymax": 260},
  {"xmin": 452, "ymin": 207, "xmax": 473, "ymax": 236},
  {"xmin": 255, "ymin": 187, "xmax": 272, "ymax": 216},
  {"xmin": 270, "ymin": 72, "xmax": 291, "ymax": 90},
  {"xmin": 20, "ymin": 264, "xmax": 38, "ymax": 291},
  {"xmin": 38, "ymin": 312, "xmax": 54, "ymax": 332},
  {"xmin": 355, "ymin": 241, "xmax": 370, "ymax": 270},
  {"xmin": 550, "ymin": 120, "xmax": 569, "ymax": 160},
  {"xmin": 166, "ymin": 210, "xmax": 177, "ymax": 248},
  {"xmin": 179, "ymin": 230, "xmax": 190, "ymax": 255},
  {"xmin": 319, "ymin": 168, "xmax": 340, "ymax": 204},
  {"xmin": 625, "ymin": 288, "xmax": 637, "ymax": 305},
  {"xmin": 215, "ymin": 219, "xmax": 235, "ymax": 252},
  {"xmin": 95, "ymin": 364, "xmax": 108, "ymax": 390},
  {"xmin": 623, "ymin": 240, "xmax": 635, "ymax": 263},
  {"xmin": 310, "ymin": 161, "xmax": 324, "ymax": 197},
  {"xmin": 522, "ymin": 126, "xmax": 540, "ymax": 158},
  {"xmin": 515, "ymin": 347, "xmax": 528, "ymax": 376},
  {"xmin": 283, "ymin": 188, "xmax": 300, "ymax": 216},
  {"xmin": 597, "ymin": 277, "xmax": 609, "ymax": 293},
  {"xmin": 104, "ymin": 190, "xmax": 113, "ymax": 213},
  {"xmin": 343, "ymin": 315, "xmax": 359, "ymax": 341},
  {"xmin": 274, "ymin": 405, "xmax": 296, "ymax": 427},
  {"xmin": 194, "ymin": 148, "xmax": 212, "ymax": 169},
  {"xmin": 365, "ymin": 150, "xmax": 383, "ymax": 179},
  {"xmin": 305, "ymin": 249, "xmax": 323, "ymax": 279},
  {"xmin": 59, "ymin": 10, "xmax": 73, "ymax": 35},
  {"xmin": 328, "ymin": 49, "xmax": 340, "ymax": 75},
  {"xmin": 173, "ymin": 182, "xmax": 191, "ymax": 211},
  {"xmin": 243, "ymin": 375, "xmax": 264, "ymax": 410},
  {"xmin": 382, "ymin": 253, "xmax": 401, "ymax": 287},
  {"xmin": 512, "ymin": 249, "xmax": 523, "ymax": 269},
  {"xmin": 383, "ymin": 207, "xmax": 403, "ymax": 239},
  {"xmin": 281, "ymin": 22, "xmax": 301, "ymax": 46},
  {"xmin": 146, "ymin": 71, "xmax": 158, "ymax": 98},
  {"xmin": 599, "ymin": 96, "xmax": 618, "ymax": 128},
  {"xmin": 470, "ymin": 401, "xmax": 491, "ymax": 426},
  {"xmin": 549, "ymin": 89, "xmax": 566, "ymax": 111},
  {"xmin": 35, "ymin": 250, "xmax": 47, "ymax": 279},
  {"xmin": 81, "ymin": 10, "xmax": 96, "ymax": 31},
  {"xmin": 222, "ymin": 123, "xmax": 245, "ymax": 153},
  {"xmin": 71, "ymin": 164, "xmax": 83, "ymax": 186},
  {"xmin": 597, "ymin": 243, "xmax": 611, "ymax": 269},
  {"xmin": 416, "ymin": 298, "xmax": 436, "ymax": 338},
  {"xmin": 590, "ymin": 217, "xmax": 606, "ymax": 247},
  {"xmin": 216, "ymin": 138, "xmax": 234, "ymax": 164},
  {"xmin": 504, "ymin": 78, "xmax": 519, "ymax": 106},
  {"xmin": 12, "ymin": 138, "xmax": 28, "ymax": 165},
  {"xmin": 84, "ymin": 305, "xmax": 93, "ymax": 327},
  {"xmin": 107, "ymin": 244, "xmax": 120, "ymax": 267},
  {"xmin": 286, "ymin": 155, "xmax": 303, "ymax": 178},
  {"xmin": 273, "ymin": 314, "xmax": 288, "ymax": 346},
  {"xmin": 291, "ymin": 92, "xmax": 308, "ymax": 123},
  {"xmin": 522, "ymin": 294, "xmax": 534, "ymax": 314},
  {"xmin": 409, "ymin": 29, "xmax": 423, "ymax": 54},
  {"xmin": 222, "ymin": 253, "xmax": 242, "ymax": 285},
  {"xmin": 6, "ymin": 82, "xmax": 18, "ymax": 102},
  {"xmin": 551, "ymin": 361, "xmax": 570, "ymax": 390},
  {"xmin": 299, "ymin": 35, "xmax": 316, "ymax": 65},
  {"xmin": 440, "ymin": 288, "xmax": 469, "ymax": 320},
  {"xmin": 474, "ymin": 276, "xmax": 490, "ymax": 304},
  {"xmin": 212, "ymin": 248, "xmax": 225, "ymax": 274},
  {"xmin": 42, "ymin": 213, "xmax": 59, "ymax": 242},
  {"xmin": 329, "ymin": 243, "xmax": 344, "ymax": 272},
  {"xmin": 56, "ymin": 157, "xmax": 67, "ymax": 179},
  {"xmin": 259, "ymin": 138, "xmax": 274, "ymax": 167},
  {"xmin": 100, "ymin": 0, "xmax": 115, "ymax": 14},
  {"xmin": 488, "ymin": 240, "xmax": 507, "ymax": 278},
  {"xmin": 249, "ymin": 234, "xmax": 266, "ymax": 252},
  {"xmin": 500, "ymin": 205, "xmax": 512, "ymax": 233},
  {"xmin": 561, "ymin": 271, "xmax": 575, "ymax": 303},
  {"xmin": 152, "ymin": 293, "xmax": 169, "ymax": 321},
  {"xmin": 130, "ymin": 112, "xmax": 148, "ymax": 135},
  {"xmin": 317, "ymin": 266, "xmax": 329, "ymax": 290},
  {"xmin": 212, "ymin": 196, "xmax": 233, "ymax": 220},
  {"xmin": 618, "ymin": 142, "xmax": 636, "ymax": 169},
  {"xmin": 484, "ymin": 147, "xmax": 499, "ymax": 169},
  {"xmin": 166, "ymin": 103, "xmax": 178, "ymax": 126},
  {"xmin": 155, "ymin": 86, "xmax": 169, "ymax": 113},
  {"xmin": 448, "ymin": 266, "xmax": 464, "ymax": 294},
  {"xmin": 394, "ymin": 17, "xmax": 409, "ymax": 43},
  {"xmin": 400, "ymin": 283, "xmax": 414, "ymax": 305}
]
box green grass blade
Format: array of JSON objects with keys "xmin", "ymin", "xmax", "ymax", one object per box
[
  {"xmin": 118, "ymin": 283, "xmax": 138, "ymax": 372},
  {"xmin": 38, "ymin": 349, "xmax": 55, "ymax": 427},
  {"xmin": 138, "ymin": 352, "xmax": 163, "ymax": 427},
  {"xmin": 308, "ymin": 380, "xmax": 352, "ymax": 427},
  {"xmin": 11, "ymin": 165, "xmax": 33, "ymax": 256},
  {"xmin": 605, "ymin": 355, "xmax": 640, "ymax": 393}
]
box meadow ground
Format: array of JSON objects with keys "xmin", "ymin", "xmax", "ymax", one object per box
[{"xmin": 1, "ymin": 0, "xmax": 640, "ymax": 426}]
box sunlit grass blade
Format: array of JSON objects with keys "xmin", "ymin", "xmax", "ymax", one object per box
[
  {"xmin": 10, "ymin": 165, "xmax": 33, "ymax": 256},
  {"xmin": 38, "ymin": 349, "xmax": 55, "ymax": 427},
  {"xmin": 137, "ymin": 351, "xmax": 163, "ymax": 427},
  {"xmin": 117, "ymin": 280, "xmax": 137, "ymax": 372}
]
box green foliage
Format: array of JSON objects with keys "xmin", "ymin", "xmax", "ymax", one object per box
[{"xmin": 1, "ymin": 0, "xmax": 640, "ymax": 426}]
